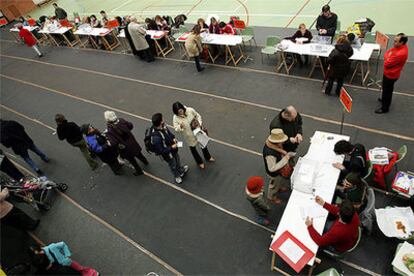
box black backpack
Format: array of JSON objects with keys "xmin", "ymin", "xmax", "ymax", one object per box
[{"xmin": 144, "ymin": 126, "xmax": 156, "ymax": 154}]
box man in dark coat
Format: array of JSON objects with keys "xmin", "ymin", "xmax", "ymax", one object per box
[
  {"xmin": 325, "ymin": 36, "xmax": 353, "ymax": 95},
  {"xmin": 104, "ymin": 111, "xmax": 148, "ymax": 176},
  {"xmin": 269, "ymin": 106, "xmax": 303, "ymax": 152},
  {"xmin": 0, "ymin": 120, "xmax": 49, "ymax": 175},
  {"xmin": 53, "ymin": 3, "xmax": 67, "ymax": 20},
  {"xmin": 316, "ymin": 5, "xmax": 338, "ymax": 37},
  {"xmin": 333, "ymin": 140, "xmax": 367, "ymax": 182},
  {"xmin": 0, "ymin": 149, "xmax": 25, "ymax": 181},
  {"xmin": 55, "ymin": 114, "xmax": 98, "ymax": 170}
]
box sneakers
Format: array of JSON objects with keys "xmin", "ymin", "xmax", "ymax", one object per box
[
  {"xmin": 36, "ymin": 169, "xmax": 44, "ymax": 176},
  {"xmin": 175, "ymin": 176, "xmax": 183, "ymax": 184},
  {"xmin": 180, "ymin": 165, "xmax": 189, "ymax": 177},
  {"xmin": 257, "ymin": 217, "xmax": 270, "ymax": 226}
]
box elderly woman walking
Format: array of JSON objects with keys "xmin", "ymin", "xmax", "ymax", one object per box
[
  {"xmin": 172, "ymin": 102, "xmax": 214, "ymax": 169},
  {"xmin": 185, "ymin": 25, "xmax": 204, "ymax": 72}
]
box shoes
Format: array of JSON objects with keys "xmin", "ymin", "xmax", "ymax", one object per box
[
  {"xmin": 257, "ymin": 217, "xmax": 270, "ymax": 226},
  {"xmin": 208, "ymin": 157, "xmax": 215, "ymax": 162},
  {"xmin": 375, "ymin": 108, "xmax": 388, "ymax": 114},
  {"xmin": 197, "ymin": 67, "xmax": 205, "ymax": 72},
  {"xmin": 377, "ymin": 97, "xmax": 382, "ymax": 102},
  {"xmin": 143, "ymin": 159, "xmax": 149, "ymax": 165},
  {"xmin": 175, "ymin": 176, "xmax": 183, "ymax": 184},
  {"xmin": 36, "ymin": 169, "xmax": 44, "ymax": 176},
  {"xmin": 133, "ymin": 170, "xmax": 144, "ymax": 176},
  {"xmin": 38, "ymin": 54, "xmax": 43, "ymax": 58},
  {"xmin": 180, "ymin": 165, "xmax": 189, "ymax": 177},
  {"xmin": 198, "ymin": 163, "xmax": 205, "ymax": 169}
]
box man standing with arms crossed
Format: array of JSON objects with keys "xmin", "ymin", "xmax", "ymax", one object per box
[{"xmin": 375, "ymin": 33, "xmax": 408, "ymax": 114}]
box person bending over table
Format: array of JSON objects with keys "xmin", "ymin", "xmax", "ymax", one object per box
[
  {"xmin": 286, "ymin": 23, "xmax": 313, "ymax": 65},
  {"xmin": 306, "ymin": 197, "xmax": 359, "ymax": 253},
  {"xmin": 333, "ymin": 140, "xmax": 367, "ymax": 182},
  {"xmin": 219, "ymin": 21, "xmax": 235, "ymax": 35},
  {"xmin": 335, "ymin": 173, "xmax": 367, "ymax": 213},
  {"xmin": 316, "ymin": 4, "xmax": 337, "ymax": 38},
  {"xmin": 197, "ymin": 18, "xmax": 209, "ymax": 33},
  {"xmin": 269, "ymin": 106, "xmax": 303, "ymax": 152},
  {"xmin": 126, "ymin": 16, "xmax": 155, "ymax": 62},
  {"xmin": 325, "ymin": 35, "xmax": 353, "ymax": 96}
]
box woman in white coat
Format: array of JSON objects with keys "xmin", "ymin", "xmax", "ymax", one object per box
[{"xmin": 172, "ymin": 102, "xmax": 214, "ymax": 169}]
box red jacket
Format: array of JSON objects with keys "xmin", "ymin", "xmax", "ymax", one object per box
[
  {"xmin": 221, "ymin": 24, "xmax": 235, "ymax": 35},
  {"xmin": 18, "ymin": 28, "xmax": 37, "ymax": 47},
  {"xmin": 307, "ymin": 202, "xmax": 359, "ymax": 253},
  {"xmin": 383, "ymin": 44, "xmax": 408, "ymax": 79}
]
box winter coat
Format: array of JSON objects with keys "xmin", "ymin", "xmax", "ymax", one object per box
[
  {"xmin": 209, "ymin": 23, "xmax": 220, "ymax": 34},
  {"xmin": 327, "ymin": 43, "xmax": 354, "ymax": 78},
  {"xmin": 287, "ymin": 30, "xmax": 313, "ymax": 43},
  {"xmin": 54, "ymin": 7, "xmax": 67, "ymax": 20},
  {"xmin": 124, "ymin": 23, "xmax": 138, "ymax": 55},
  {"xmin": 0, "ymin": 120, "xmax": 34, "ymax": 156},
  {"xmin": 19, "ymin": 28, "xmax": 37, "ymax": 47},
  {"xmin": 43, "ymin": 242, "xmax": 72, "ymax": 266},
  {"xmin": 85, "ymin": 133, "xmax": 118, "ymax": 164},
  {"xmin": 185, "ymin": 33, "xmax": 203, "ymax": 58},
  {"xmin": 269, "ymin": 112, "xmax": 303, "ymax": 152},
  {"xmin": 106, "ymin": 118, "xmax": 142, "ymax": 159},
  {"xmin": 383, "ymin": 44, "xmax": 408, "ymax": 79},
  {"xmin": 246, "ymin": 188, "xmax": 271, "ymax": 217},
  {"xmin": 173, "ymin": 107, "xmax": 202, "ymax": 147},
  {"xmin": 0, "ymin": 188, "xmax": 13, "ymax": 219},
  {"xmin": 316, "ymin": 13, "xmax": 338, "ymax": 37},
  {"xmin": 128, "ymin": 22, "xmax": 149, "ymax": 51},
  {"xmin": 56, "ymin": 120, "xmax": 83, "ymax": 145},
  {"xmin": 151, "ymin": 127, "xmax": 177, "ymax": 160}
]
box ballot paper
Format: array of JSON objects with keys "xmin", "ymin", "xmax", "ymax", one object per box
[
  {"xmin": 300, "ymin": 205, "xmax": 328, "ymax": 220},
  {"xmin": 393, "ymin": 172, "xmax": 414, "ymax": 195},
  {"xmin": 193, "ymin": 127, "xmax": 210, "ymax": 148},
  {"xmin": 291, "ymin": 158, "xmax": 317, "ymax": 194},
  {"xmin": 295, "ymin": 37, "xmax": 309, "ymax": 43},
  {"xmin": 368, "ymin": 147, "xmax": 390, "ymax": 165},
  {"xmin": 279, "ymin": 239, "xmax": 305, "ymax": 264},
  {"xmin": 376, "ymin": 207, "xmax": 414, "ymax": 238}
]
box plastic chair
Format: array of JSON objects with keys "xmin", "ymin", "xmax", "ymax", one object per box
[
  {"xmin": 363, "ymin": 160, "xmax": 373, "ymax": 180},
  {"xmin": 323, "ymin": 227, "xmax": 362, "ymax": 259},
  {"xmin": 359, "ymin": 187, "xmax": 375, "ymax": 235},
  {"xmin": 364, "ymin": 31, "xmax": 376, "ymax": 43},
  {"xmin": 396, "ymin": 145, "xmax": 407, "ymax": 164},
  {"xmin": 261, "ymin": 36, "xmax": 280, "ymax": 63},
  {"xmin": 59, "ymin": 19, "xmax": 73, "ymax": 28},
  {"xmin": 316, "ymin": 268, "xmax": 341, "ymax": 276},
  {"xmin": 173, "ymin": 25, "xmax": 189, "ymax": 40},
  {"xmin": 241, "ymin": 27, "xmax": 257, "ymax": 47},
  {"xmin": 107, "ymin": 19, "xmax": 120, "ymax": 29},
  {"xmin": 233, "ymin": 19, "xmax": 245, "ymax": 29},
  {"xmin": 27, "ymin": 18, "xmax": 37, "ymax": 26}
]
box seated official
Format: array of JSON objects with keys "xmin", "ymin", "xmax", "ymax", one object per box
[
  {"xmin": 155, "ymin": 15, "xmax": 169, "ymax": 31},
  {"xmin": 269, "ymin": 106, "xmax": 303, "ymax": 152},
  {"xmin": 306, "ymin": 197, "xmax": 360, "ymax": 253},
  {"xmin": 347, "ymin": 32, "xmax": 362, "ymax": 48},
  {"xmin": 219, "ymin": 21, "xmax": 235, "ymax": 35},
  {"xmin": 287, "ymin": 23, "xmax": 313, "ymax": 44},
  {"xmin": 333, "ymin": 140, "xmax": 367, "ymax": 181},
  {"xmin": 336, "ymin": 173, "xmax": 367, "ymax": 212},
  {"xmin": 316, "ymin": 4, "xmax": 338, "ymax": 37},
  {"xmin": 197, "ymin": 18, "xmax": 209, "ymax": 32},
  {"xmin": 209, "ymin": 17, "xmax": 221, "ymax": 34}
]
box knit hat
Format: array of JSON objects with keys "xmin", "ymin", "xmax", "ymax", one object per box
[
  {"xmin": 267, "ymin": 128, "xmax": 288, "ymax": 144},
  {"xmin": 246, "ymin": 176, "xmax": 264, "ymax": 194},
  {"xmin": 104, "ymin": 111, "xmax": 117, "ymax": 123}
]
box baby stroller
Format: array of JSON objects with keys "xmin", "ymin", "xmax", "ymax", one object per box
[{"xmin": 0, "ymin": 175, "xmax": 68, "ymax": 211}]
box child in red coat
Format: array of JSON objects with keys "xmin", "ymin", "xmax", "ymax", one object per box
[{"xmin": 17, "ymin": 24, "xmax": 43, "ymax": 57}]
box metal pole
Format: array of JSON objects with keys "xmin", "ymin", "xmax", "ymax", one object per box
[{"xmin": 340, "ymin": 109, "xmax": 345, "ymax": 134}]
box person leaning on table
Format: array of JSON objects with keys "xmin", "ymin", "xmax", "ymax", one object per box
[
  {"xmin": 305, "ymin": 196, "xmax": 359, "ymax": 253},
  {"xmin": 285, "ymin": 23, "xmax": 313, "ymax": 65}
]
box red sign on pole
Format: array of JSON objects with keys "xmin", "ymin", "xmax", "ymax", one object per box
[{"xmin": 340, "ymin": 87, "xmax": 353, "ymax": 113}]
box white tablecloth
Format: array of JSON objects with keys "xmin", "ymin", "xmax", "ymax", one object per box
[
  {"xmin": 177, "ymin": 32, "xmax": 242, "ymax": 46},
  {"xmin": 74, "ymin": 27, "xmax": 112, "ymax": 36},
  {"xmin": 10, "ymin": 26, "xmax": 39, "ymax": 32},
  {"xmin": 270, "ymin": 131, "xmax": 349, "ymax": 265},
  {"xmin": 39, "ymin": 27, "xmax": 71, "ymax": 35},
  {"xmin": 117, "ymin": 29, "xmax": 166, "ymax": 40}
]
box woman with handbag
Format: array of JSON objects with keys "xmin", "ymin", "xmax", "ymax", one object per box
[
  {"xmin": 263, "ymin": 128, "xmax": 295, "ymax": 204},
  {"xmin": 172, "ymin": 102, "xmax": 214, "ymax": 169}
]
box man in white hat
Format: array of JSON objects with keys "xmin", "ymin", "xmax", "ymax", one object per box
[{"xmin": 262, "ymin": 128, "xmax": 295, "ymax": 204}]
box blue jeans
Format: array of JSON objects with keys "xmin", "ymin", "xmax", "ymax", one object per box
[
  {"xmin": 167, "ymin": 152, "xmax": 184, "ymax": 178},
  {"xmin": 19, "ymin": 144, "xmax": 48, "ymax": 172}
]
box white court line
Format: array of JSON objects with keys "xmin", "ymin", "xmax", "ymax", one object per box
[
  {"xmin": 233, "ymin": 0, "xmax": 247, "ymax": 13},
  {"xmin": 115, "ymin": 10, "xmax": 316, "ymax": 17},
  {"xmin": 111, "ymin": 0, "xmax": 134, "ymax": 12}
]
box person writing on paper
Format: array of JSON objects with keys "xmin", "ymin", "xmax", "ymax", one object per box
[
  {"xmin": 219, "ymin": 21, "xmax": 236, "ymax": 35},
  {"xmin": 172, "ymin": 102, "xmax": 214, "ymax": 169},
  {"xmin": 316, "ymin": 5, "xmax": 337, "ymax": 37},
  {"xmin": 375, "ymin": 33, "xmax": 409, "ymax": 114},
  {"xmin": 263, "ymin": 129, "xmax": 295, "ymax": 204},
  {"xmin": 306, "ymin": 197, "xmax": 359, "ymax": 253},
  {"xmin": 333, "ymin": 140, "xmax": 367, "ymax": 181},
  {"xmin": 335, "ymin": 173, "xmax": 367, "ymax": 212},
  {"xmin": 269, "ymin": 106, "xmax": 303, "ymax": 152},
  {"xmin": 197, "ymin": 18, "xmax": 208, "ymax": 32},
  {"xmin": 286, "ymin": 23, "xmax": 313, "ymax": 65},
  {"xmin": 209, "ymin": 17, "xmax": 221, "ymax": 34},
  {"xmin": 245, "ymin": 176, "xmax": 271, "ymax": 226}
]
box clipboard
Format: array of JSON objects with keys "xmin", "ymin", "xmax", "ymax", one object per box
[{"xmin": 270, "ymin": 231, "xmax": 314, "ymax": 273}]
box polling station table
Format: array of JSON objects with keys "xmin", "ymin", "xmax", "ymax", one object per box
[
  {"xmin": 118, "ymin": 29, "xmax": 174, "ymax": 57},
  {"xmin": 276, "ymin": 40, "xmax": 380, "ymax": 86},
  {"xmin": 269, "ymin": 131, "xmax": 349, "ymax": 275},
  {"xmin": 9, "ymin": 26, "xmax": 47, "ymax": 45},
  {"xmin": 176, "ymin": 32, "xmax": 245, "ymax": 66},
  {"xmin": 74, "ymin": 27, "xmax": 120, "ymax": 51},
  {"xmin": 38, "ymin": 26, "xmax": 79, "ymax": 48}
]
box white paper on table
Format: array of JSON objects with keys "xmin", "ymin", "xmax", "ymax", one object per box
[
  {"xmin": 279, "ymin": 238, "xmax": 306, "ymax": 264},
  {"xmin": 300, "ymin": 205, "xmax": 328, "ymax": 220},
  {"xmin": 368, "ymin": 147, "xmax": 390, "ymax": 165},
  {"xmin": 376, "ymin": 207, "xmax": 414, "ymax": 238},
  {"xmin": 392, "ymin": 241, "xmax": 414, "ymax": 276}
]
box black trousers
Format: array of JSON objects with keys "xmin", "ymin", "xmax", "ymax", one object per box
[
  {"xmin": 325, "ymin": 77, "xmax": 344, "ymax": 95},
  {"xmin": 194, "ymin": 55, "xmax": 203, "ymax": 71},
  {"xmin": 0, "ymin": 156, "xmax": 24, "ymax": 181},
  {"xmin": 189, "ymin": 146, "xmax": 211, "ymax": 164},
  {"xmin": 381, "ymin": 75, "xmax": 397, "ymax": 111},
  {"xmin": 1, "ymin": 206, "xmax": 38, "ymax": 231},
  {"xmin": 125, "ymin": 152, "xmax": 148, "ymax": 173}
]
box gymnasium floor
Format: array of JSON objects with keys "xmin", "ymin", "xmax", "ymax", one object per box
[
  {"xmin": 1, "ymin": 0, "xmax": 414, "ymax": 275},
  {"xmin": 25, "ymin": 0, "xmax": 414, "ymax": 35}
]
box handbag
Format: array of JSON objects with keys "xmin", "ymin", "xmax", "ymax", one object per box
[{"xmin": 279, "ymin": 160, "xmax": 294, "ymax": 179}]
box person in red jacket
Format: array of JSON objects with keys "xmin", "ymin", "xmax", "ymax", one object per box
[
  {"xmin": 305, "ymin": 196, "xmax": 360, "ymax": 253},
  {"xmin": 375, "ymin": 33, "xmax": 408, "ymax": 114},
  {"xmin": 17, "ymin": 24, "xmax": 43, "ymax": 57},
  {"xmin": 219, "ymin": 21, "xmax": 235, "ymax": 35}
]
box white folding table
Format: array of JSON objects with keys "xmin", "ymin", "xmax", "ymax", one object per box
[
  {"xmin": 9, "ymin": 26, "xmax": 47, "ymax": 45},
  {"xmin": 38, "ymin": 27, "xmax": 79, "ymax": 48},
  {"xmin": 269, "ymin": 131, "xmax": 349, "ymax": 275},
  {"xmin": 74, "ymin": 27, "xmax": 119, "ymax": 51},
  {"xmin": 118, "ymin": 29, "xmax": 174, "ymax": 57}
]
